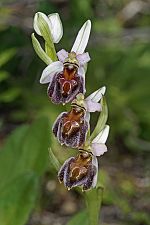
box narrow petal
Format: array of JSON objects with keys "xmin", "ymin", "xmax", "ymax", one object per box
[
  {"xmin": 86, "ymin": 86, "xmax": 106, "ymax": 103},
  {"xmin": 48, "ymin": 13, "xmax": 63, "ymax": 43},
  {"xmin": 92, "ymin": 125, "xmax": 110, "ymax": 144},
  {"xmin": 40, "ymin": 61, "xmax": 63, "ymax": 84},
  {"xmin": 91, "ymin": 143, "xmax": 107, "ymax": 156},
  {"xmin": 57, "ymin": 49, "xmax": 68, "ymax": 62},
  {"xmin": 85, "ymin": 100, "xmax": 101, "ymax": 112},
  {"xmin": 76, "ymin": 52, "xmax": 90, "ymax": 66},
  {"xmin": 33, "ymin": 12, "xmax": 52, "ymax": 36},
  {"xmin": 91, "ymin": 156, "xmax": 98, "ymax": 188},
  {"xmin": 71, "ymin": 20, "xmax": 91, "ymax": 54}
]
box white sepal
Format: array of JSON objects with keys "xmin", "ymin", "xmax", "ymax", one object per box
[
  {"xmin": 91, "ymin": 143, "xmax": 107, "ymax": 156},
  {"xmin": 86, "ymin": 86, "xmax": 106, "ymax": 103},
  {"xmin": 40, "ymin": 61, "xmax": 63, "ymax": 84},
  {"xmin": 85, "ymin": 100, "xmax": 101, "ymax": 112},
  {"xmin": 71, "ymin": 20, "xmax": 91, "ymax": 54},
  {"xmin": 92, "ymin": 125, "xmax": 110, "ymax": 144}
]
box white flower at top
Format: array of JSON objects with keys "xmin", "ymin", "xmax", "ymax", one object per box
[{"xmin": 34, "ymin": 12, "xmax": 63, "ymax": 43}]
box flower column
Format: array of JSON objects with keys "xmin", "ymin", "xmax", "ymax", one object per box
[{"xmin": 32, "ymin": 12, "xmax": 109, "ymax": 225}]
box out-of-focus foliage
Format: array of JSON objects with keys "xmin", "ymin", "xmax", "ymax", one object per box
[
  {"xmin": 0, "ymin": 173, "xmax": 38, "ymax": 225},
  {"xmin": 0, "ymin": 118, "xmax": 50, "ymax": 225},
  {"xmin": 67, "ymin": 211, "xmax": 88, "ymax": 225},
  {"xmin": 0, "ymin": 0, "xmax": 149, "ymax": 225}
]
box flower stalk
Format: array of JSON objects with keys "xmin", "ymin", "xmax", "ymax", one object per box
[
  {"xmin": 32, "ymin": 12, "xmax": 110, "ymax": 225},
  {"xmin": 85, "ymin": 187, "xmax": 103, "ymax": 225}
]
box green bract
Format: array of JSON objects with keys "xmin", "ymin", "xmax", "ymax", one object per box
[{"xmin": 31, "ymin": 33, "xmax": 52, "ymax": 65}]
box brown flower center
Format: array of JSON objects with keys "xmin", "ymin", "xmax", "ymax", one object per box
[
  {"xmin": 62, "ymin": 107, "xmax": 85, "ymax": 137},
  {"xmin": 69, "ymin": 152, "xmax": 92, "ymax": 182},
  {"xmin": 58, "ymin": 65, "xmax": 78, "ymax": 96}
]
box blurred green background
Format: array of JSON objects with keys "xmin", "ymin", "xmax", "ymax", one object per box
[{"xmin": 0, "ymin": 0, "xmax": 150, "ymax": 225}]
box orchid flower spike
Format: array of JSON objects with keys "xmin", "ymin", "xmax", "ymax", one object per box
[
  {"xmin": 32, "ymin": 12, "xmax": 110, "ymax": 193},
  {"xmin": 40, "ymin": 20, "xmax": 91, "ymax": 104},
  {"xmin": 58, "ymin": 150, "xmax": 98, "ymax": 191},
  {"xmin": 34, "ymin": 12, "xmax": 63, "ymax": 43}
]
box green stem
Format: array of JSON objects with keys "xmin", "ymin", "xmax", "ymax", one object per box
[{"xmin": 84, "ymin": 187, "xmax": 103, "ymax": 225}]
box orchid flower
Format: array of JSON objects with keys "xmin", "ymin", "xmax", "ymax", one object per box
[
  {"xmin": 57, "ymin": 125, "xmax": 109, "ymax": 191},
  {"xmin": 52, "ymin": 105, "xmax": 89, "ymax": 148},
  {"xmin": 52, "ymin": 87, "xmax": 106, "ymax": 149},
  {"xmin": 58, "ymin": 150, "xmax": 97, "ymax": 191},
  {"xmin": 39, "ymin": 20, "xmax": 91, "ymax": 104}
]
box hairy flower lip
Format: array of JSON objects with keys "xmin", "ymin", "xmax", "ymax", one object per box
[
  {"xmin": 52, "ymin": 106, "xmax": 89, "ymax": 148},
  {"xmin": 58, "ymin": 151, "xmax": 98, "ymax": 190},
  {"xmin": 47, "ymin": 70, "xmax": 85, "ymax": 104}
]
